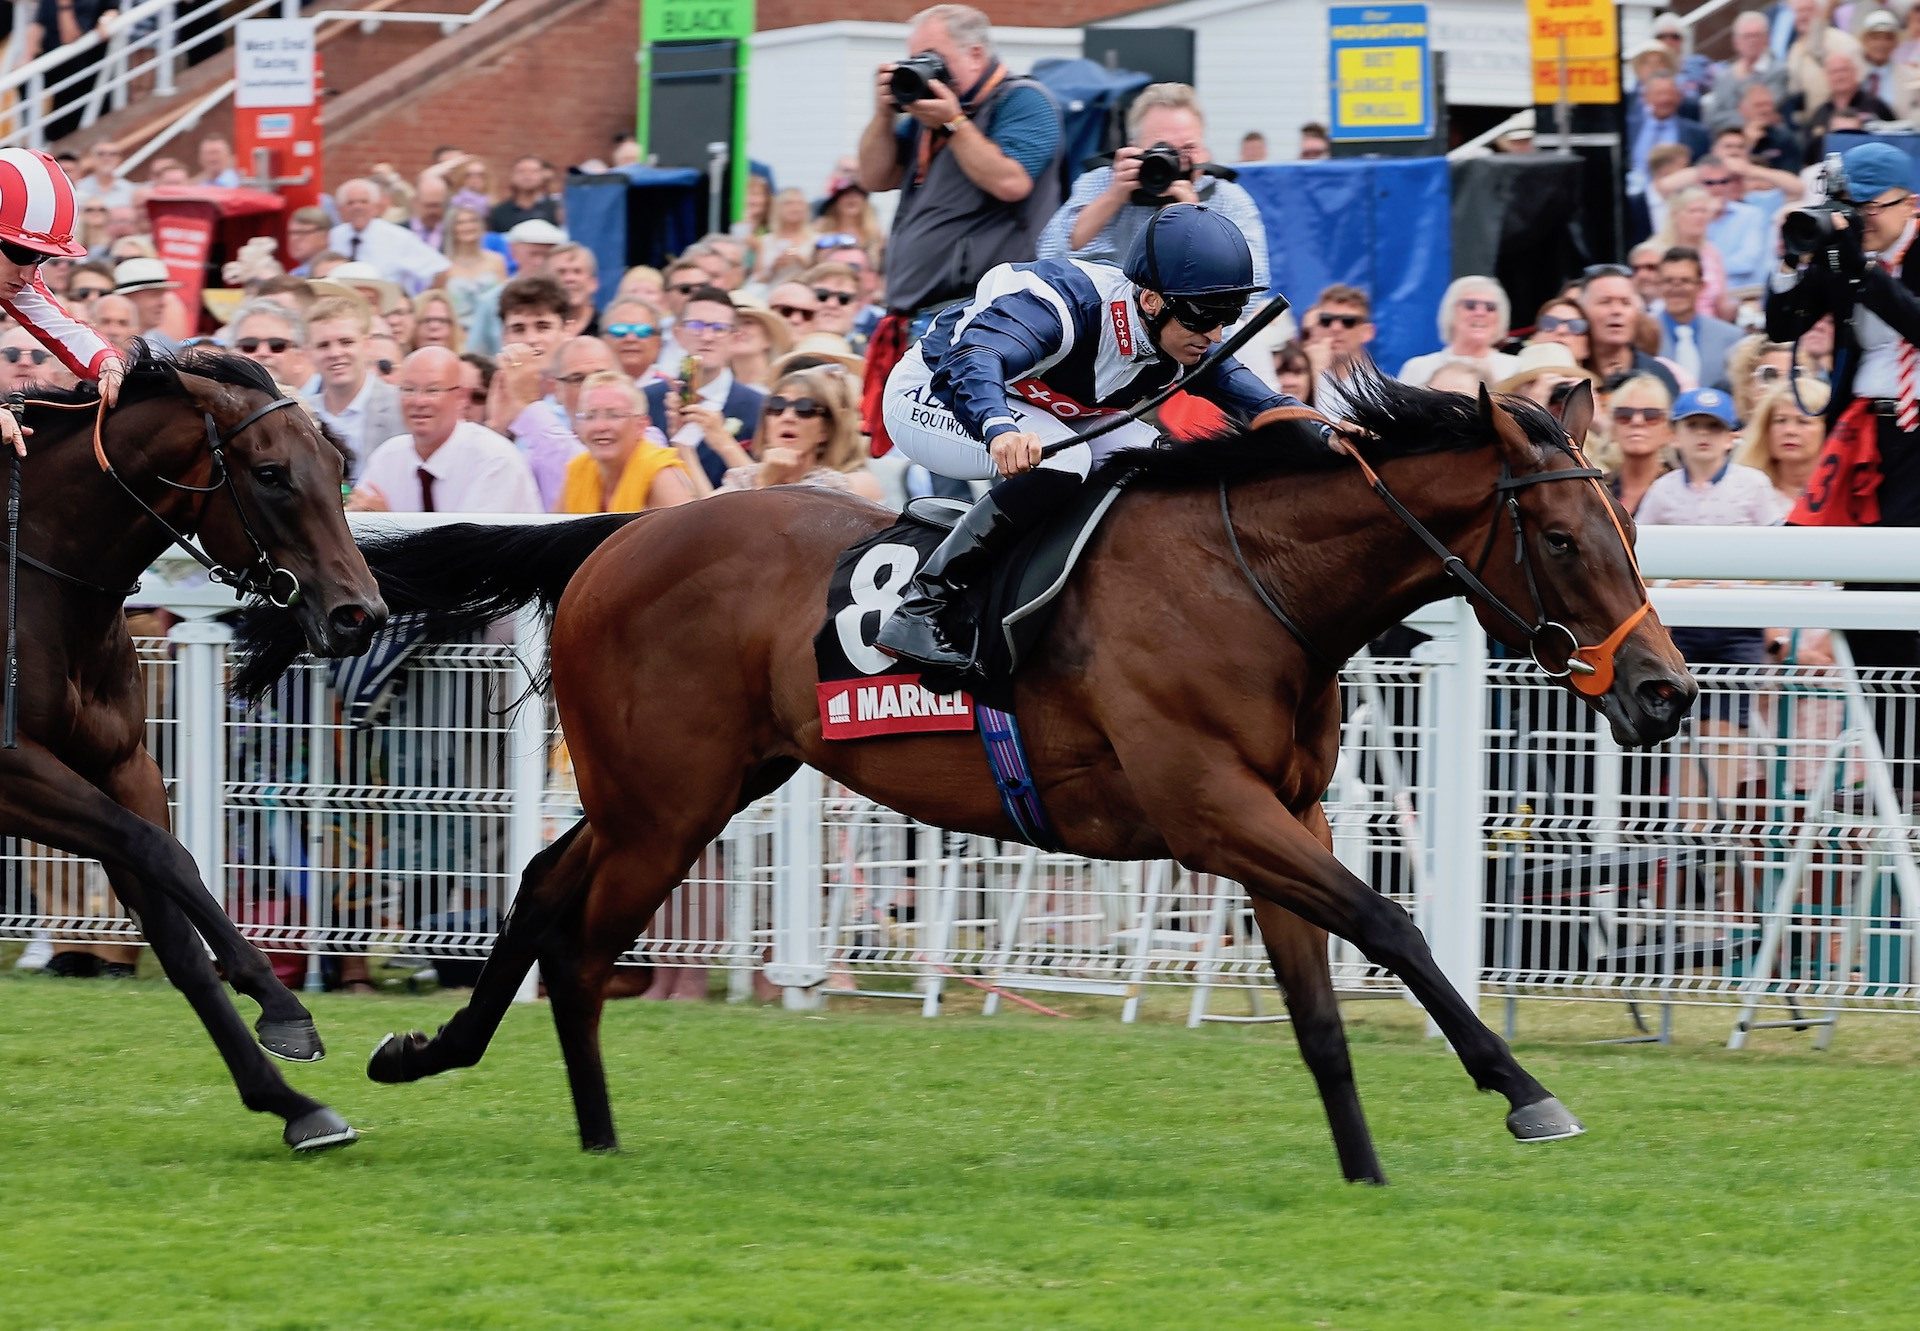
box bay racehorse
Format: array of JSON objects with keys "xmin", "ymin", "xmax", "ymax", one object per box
[
  {"xmin": 239, "ymin": 376, "xmax": 1694, "ymax": 1183},
  {"xmin": 6, "ymin": 344, "xmax": 385, "ymax": 1151}
]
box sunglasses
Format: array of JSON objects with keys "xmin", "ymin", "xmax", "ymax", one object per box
[
  {"xmin": 1610, "ymin": 406, "xmax": 1669, "ymax": 424},
  {"xmin": 1699, "ymin": 175, "xmax": 1734, "ymax": 187},
  {"xmin": 0, "ymin": 347, "xmax": 50, "ymax": 365},
  {"xmin": 67, "ymin": 286, "xmax": 109, "ymax": 301},
  {"xmin": 1583, "ymin": 263, "xmax": 1634, "ymax": 280},
  {"xmin": 236, "ymin": 337, "xmax": 293, "ymax": 354},
  {"xmin": 772, "ymin": 304, "xmax": 816, "ymax": 322},
  {"xmin": 668, "ymin": 282, "xmax": 703, "ymax": 296},
  {"xmin": 814, "ymin": 233, "xmax": 861, "ymax": 250},
  {"xmin": 680, "ymin": 318, "xmax": 733, "ymax": 335},
  {"xmin": 812, "ymin": 289, "xmax": 857, "ymax": 306},
  {"xmin": 604, "ymin": 322, "xmax": 657, "ymax": 339},
  {"xmin": 0, "ymin": 240, "xmax": 48, "ymax": 267},
  {"xmin": 766, "ymin": 394, "xmax": 829, "ymax": 419},
  {"xmin": 1752, "ymin": 364, "xmax": 1803, "ymax": 385},
  {"xmin": 1457, "ymin": 298, "xmax": 1500, "ymax": 314},
  {"xmin": 1315, "ymin": 312, "xmax": 1364, "ymax": 329},
  {"xmin": 1537, "ymin": 314, "xmax": 1588, "ymax": 334}
]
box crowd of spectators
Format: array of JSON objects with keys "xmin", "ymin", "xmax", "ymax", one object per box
[{"xmin": 21, "ymin": 1, "xmax": 1920, "ymax": 986}]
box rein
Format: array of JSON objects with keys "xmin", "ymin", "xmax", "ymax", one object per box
[
  {"xmin": 27, "ymin": 389, "xmax": 304, "ymax": 608},
  {"xmin": 1233, "ymin": 406, "xmax": 1653, "ymax": 696}
]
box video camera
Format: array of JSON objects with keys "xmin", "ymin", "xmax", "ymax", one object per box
[
  {"xmin": 890, "ymin": 52, "xmax": 951, "ymax": 109},
  {"xmin": 1780, "ymin": 154, "xmax": 1862, "ymax": 264}
]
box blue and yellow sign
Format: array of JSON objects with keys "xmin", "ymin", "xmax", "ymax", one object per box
[{"xmin": 1328, "ymin": 5, "xmax": 1433, "ymax": 143}]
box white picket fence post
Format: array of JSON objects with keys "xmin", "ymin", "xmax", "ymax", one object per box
[
  {"xmin": 770, "ymin": 765, "xmax": 826, "ymax": 1009},
  {"xmin": 1415, "ymin": 599, "xmax": 1487, "ymax": 1036},
  {"xmin": 507, "ymin": 605, "xmax": 549, "ymax": 1003},
  {"xmin": 169, "ymin": 619, "xmax": 231, "ymax": 895}
]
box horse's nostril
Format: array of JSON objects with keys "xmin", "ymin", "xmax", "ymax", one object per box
[{"xmin": 329, "ymin": 604, "xmax": 370, "ymax": 632}]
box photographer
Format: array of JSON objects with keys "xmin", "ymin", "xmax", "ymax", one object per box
[
  {"xmin": 1766, "ymin": 140, "xmax": 1920, "ymax": 793},
  {"xmin": 1037, "ymin": 83, "xmax": 1269, "ymax": 291},
  {"xmin": 855, "ymin": 5, "xmax": 1064, "ymax": 458}
]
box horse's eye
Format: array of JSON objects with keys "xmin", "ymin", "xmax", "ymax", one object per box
[
  {"xmin": 1545, "ymin": 530, "xmax": 1575, "ymax": 555},
  {"xmin": 253, "ymin": 464, "xmax": 292, "ymax": 490}
]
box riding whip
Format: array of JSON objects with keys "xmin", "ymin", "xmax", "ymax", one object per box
[
  {"xmin": 4, "ymin": 397, "xmax": 21, "ymax": 749},
  {"xmin": 1038, "ymin": 292, "xmax": 1293, "ymax": 459}
]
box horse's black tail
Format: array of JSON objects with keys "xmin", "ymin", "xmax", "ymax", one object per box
[{"xmin": 231, "ymin": 514, "xmax": 641, "ymax": 702}]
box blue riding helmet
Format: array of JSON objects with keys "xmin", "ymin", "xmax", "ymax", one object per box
[{"xmin": 1122, "ymin": 203, "xmax": 1260, "ymax": 300}]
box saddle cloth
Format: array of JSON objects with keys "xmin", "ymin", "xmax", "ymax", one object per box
[{"xmin": 813, "ymin": 469, "xmax": 1131, "ymax": 733}]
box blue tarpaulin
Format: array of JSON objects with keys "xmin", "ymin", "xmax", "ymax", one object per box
[
  {"xmin": 564, "ymin": 165, "xmax": 705, "ymax": 313},
  {"xmin": 1028, "ymin": 58, "xmax": 1151, "ymax": 182},
  {"xmin": 1234, "ymin": 157, "xmax": 1452, "ymax": 375}
]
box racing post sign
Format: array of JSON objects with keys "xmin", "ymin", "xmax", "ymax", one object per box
[
  {"xmin": 639, "ymin": 0, "xmax": 754, "ymax": 224},
  {"xmin": 1527, "ymin": 0, "xmax": 1620, "ymax": 105},
  {"xmin": 233, "ymin": 19, "xmax": 322, "ymax": 211},
  {"xmin": 1327, "ymin": 5, "xmax": 1434, "ymax": 144}
]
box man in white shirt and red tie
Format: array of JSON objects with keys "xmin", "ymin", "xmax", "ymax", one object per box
[
  {"xmin": 346, "ymin": 346, "xmax": 542, "ymax": 514},
  {"xmin": 328, "ymin": 177, "xmax": 450, "ymax": 296},
  {"xmin": 1767, "ymin": 139, "xmax": 1920, "ymax": 795}
]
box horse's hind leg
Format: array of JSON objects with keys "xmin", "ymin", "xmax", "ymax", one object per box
[
  {"xmin": 368, "ymin": 820, "xmax": 593, "ymax": 1084},
  {"xmin": 1250, "ymin": 896, "xmax": 1385, "ymax": 1185}
]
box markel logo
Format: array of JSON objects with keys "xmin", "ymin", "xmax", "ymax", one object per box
[{"xmin": 817, "ymin": 674, "xmax": 975, "ymax": 739}]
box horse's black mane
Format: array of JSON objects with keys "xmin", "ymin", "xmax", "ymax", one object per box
[{"xmin": 1106, "ymin": 364, "xmax": 1570, "ymax": 490}]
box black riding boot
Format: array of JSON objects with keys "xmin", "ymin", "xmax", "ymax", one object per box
[{"xmin": 876, "ymin": 467, "xmax": 1082, "ymax": 674}]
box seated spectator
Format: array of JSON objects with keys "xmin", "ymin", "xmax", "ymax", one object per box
[
  {"xmin": 559, "ymin": 372, "xmax": 695, "ymax": 513},
  {"xmin": 617, "ymin": 265, "xmax": 666, "ymax": 306},
  {"xmin": 644, "ymin": 284, "xmax": 766, "ymax": 487},
  {"xmin": 1272, "ymin": 339, "xmax": 1315, "ymax": 405},
  {"xmin": 197, "ymin": 135, "xmax": 241, "ymax": 188},
  {"xmin": 799, "ymin": 261, "xmax": 864, "ymax": 345},
  {"xmin": 730, "ymin": 299, "xmax": 792, "ymax": 390},
  {"xmin": 1582, "ymin": 266, "xmax": 1679, "ymax": 394},
  {"xmin": 600, "ymin": 296, "xmax": 664, "ymax": 387},
  {"xmin": 321, "ymin": 261, "xmax": 408, "ymax": 331},
  {"xmin": 1627, "ymin": 75, "xmax": 1707, "ymax": 199},
  {"xmin": 488, "ymin": 155, "xmax": 560, "ymax": 234},
  {"xmin": 1424, "ymin": 361, "xmax": 1491, "ymax": 395},
  {"xmin": 307, "ymin": 295, "xmax": 401, "ymax": 483},
  {"xmin": 226, "ymin": 298, "xmax": 312, "ymax": 391},
  {"xmin": 701, "ymin": 234, "xmax": 752, "ymax": 291},
  {"xmin": 111, "ymin": 258, "xmax": 187, "ymax": 353},
  {"xmin": 348, "ymin": 347, "xmax": 542, "ymax": 514},
  {"xmin": 1736, "ymin": 380, "xmax": 1830, "ymax": 511},
  {"xmin": 1902, "ymin": 1, "xmax": 1920, "ymax": 66},
  {"xmin": 715, "ymin": 365, "xmax": 882, "ymax": 499},
  {"xmin": 409, "ymin": 173, "xmax": 449, "ymax": 250},
  {"xmin": 1597, "ymin": 373, "xmax": 1675, "ymax": 514},
  {"xmin": 1530, "ymin": 295, "xmax": 1591, "ymax": 365},
  {"xmin": 1703, "ymin": 11, "xmax": 1791, "ymax": 125},
  {"xmin": 1857, "ymin": 10, "xmax": 1912, "ymax": 118},
  {"xmin": 1793, "ymin": 48, "xmax": 1893, "ymax": 164},
  {"xmin": 436, "ymin": 205, "xmax": 509, "ymax": 351},
  {"xmin": 767, "ymin": 281, "xmax": 822, "ymax": 338},
  {"xmin": 1728, "ymin": 335, "xmax": 1794, "ymax": 422},
  {"xmin": 90, "ymin": 293, "xmax": 139, "ymax": 357},
  {"xmin": 1654, "ymin": 246, "xmax": 1742, "ymax": 390},
  {"xmin": 409, "ymin": 289, "xmax": 464, "ymax": 353},
  {"xmin": 251, "ymin": 274, "xmax": 316, "ymax": 315},
  {"xmin": 459, "ymin": 352, "xmax": 494, "ymax": 425},
  {"xmin": 1238, "ymin": 130, "xmax": 1269, "ymax": 162},
  {"xmin": 1628, "ymin": 239, "xmax": 1668, "ymax": 306},
  {"xmin": 1653, "ymin": 188, "xmax": 1728, "ymax": 317},
  {"xmin": 1304, "ymin": 284, "xmax": 1376, "ymax": 415},
  {"xmin": 1784, "ymin": 6, "xmax": 1853, "ymax": 111},
  {"xmin": 63, "ymin": 260, "xmax": 114, "ymax": 312},
  {"xmin": 330, "ymin": 177, "xmax": 449, "ymax": 294},
  {"xmin": 753, "ymin": 188, "xmax": 817, "ymax": 285},
  {"xmin": 552, "ymin": 335, "xmax": 618, "ymax": 421},
  {"xmin": 145, "ymin": 157, "xmax": 191, "ymax": 190},
  {"xmin": 282, "ymin": 207, "xmax": 334, "ymax": 275},
  {"xmin": 1734, "ymin": 81, "xmax": 1801, "ymax": 174},
  {"xmin": 549, "ymin": 242, "xmax": 600, "ymax": 336},
  {"xmin": 1497, "ymin": 342, "xmax": 1590, "ymax": 409},
  {"xmin": 485, "ymin": 275, "xmax": 585, "ymax": 509},
  {"xmin": 1298, "ymin": 122, "xmax": 1331, "ymax": 161},
  {"xmin": 0, "ymin": 326, "xmax": 55, "ymax": 393},
  {"xmin": 74, "ymin": 140, "xmax": 132, "ymax": 210},
  {"xmin": 1397, "ymin": 276, "xmax": 1519, "ymax": 385},
  {"xmin": 817, "ymin": 178, "xmax": 886, "ymax": 260},
  {"xmin": 1650, "ymin": 12, "xmax": 1713, "ymax": 102},
  {"xmin": 652, "ymin": 256, "xmax": 715, "ymax": 379},
  {"xmin": 1638, "ymin": 142, "xmax": 1695, "ymax": 240}
]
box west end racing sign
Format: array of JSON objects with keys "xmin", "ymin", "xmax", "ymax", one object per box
[
  {"xmin": 1328, "ymin": 5, "xmax": 1433, "ymax": 143},
  {"xmin": 642, "ymin": 0, "xmax": 754, "ymax": 43}
]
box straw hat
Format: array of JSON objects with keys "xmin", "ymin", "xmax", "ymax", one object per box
[
  {"xmin": 730, "ymin": 299, "xmax": 794, "ymax": 359},
  {"xmin": 308, "ymin": 261, "xmax": 405, "ymax": 312},
  {"xmin": 1496, "ymin": 342, "xmax": 1584, "ymax": 394},
  {"xmin": 771, "ymin": 331, "xmax": 864, "ymax": 378}
]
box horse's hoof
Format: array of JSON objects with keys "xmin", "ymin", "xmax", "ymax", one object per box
[
  {"xmin": 367, "ymin": 1030, "xmax": 431, "ymax": 1084},
  {"xmin": 284, "ymin": 1106, "xmax": 358, "ymax": 1152},
  {"xmin": 257, "ymin": 1017, "xmax": 325, "ymax": 1063},
  {"xmin": 1507, "ymin": 1096, "xmax": 1586, "ymax": 1143}
]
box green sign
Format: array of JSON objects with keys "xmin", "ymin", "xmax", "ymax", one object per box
[{"xmin": 642, "ymin": 0, "xmax": 754, "ymax": 43}]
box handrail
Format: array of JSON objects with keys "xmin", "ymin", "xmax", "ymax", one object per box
[
  {"xmin": 117, "ymin": 80, "xmax": 234, "ymax": 178},
  {"xmin": 307, "ymin": 0, "xmax": 508, "ymax": 37}
]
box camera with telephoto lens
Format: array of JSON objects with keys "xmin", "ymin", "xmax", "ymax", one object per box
[
  {"xmin": 1780, "ymin": 154, "xmax": 1862, "ymax": 263},
  {"xmin": 890, "ymin": 52, "xmax": 951, "ymax": 109},
  {"xmin": 1132, "ymin": 142, "xmax": 1189, "ymax": 203}
]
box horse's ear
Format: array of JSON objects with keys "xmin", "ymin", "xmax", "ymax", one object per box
[
  {"xmin": 1476, "ymin": 381, "xmax": 1497, "ymax": 434},
  {"xmin": 1480, "ymin": 382, "xmax": 1535, "ymax": 465},
  {"xmin": 1555, "ymin": 379, "xmax": 1595, "ymax": 446}
]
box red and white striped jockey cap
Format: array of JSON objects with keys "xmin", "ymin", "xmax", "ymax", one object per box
[{"xmin": 0, "ymin": 148, "xmax": 88, "ymax": 259}]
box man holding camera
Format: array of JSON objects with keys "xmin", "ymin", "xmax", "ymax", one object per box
[
  {"xmin": 1037, "ymin": 82, "xmax": 1268, "ymax": 291},
  {"xmin": 1767, "ymin": 140, "xmax": 1920, "ymax": 789},
  {"xmin": 855, "ymin": 4, "xmax": 1064, "ymax": 454}
]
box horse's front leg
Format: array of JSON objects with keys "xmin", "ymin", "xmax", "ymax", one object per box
[{"xmin": 1163, "ymin": 771, "xmax": 1581, "ymax": 1143}]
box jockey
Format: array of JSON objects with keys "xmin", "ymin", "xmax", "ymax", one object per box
[
  {"xmin": 0, "ymin": 147, "xmax": 126, "ymax": 458},
  {"xmin": 875, "ymin": 201, "xmax": 1311, "ymax": 676}
]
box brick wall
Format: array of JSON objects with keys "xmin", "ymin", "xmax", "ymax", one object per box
[{"xmin": 322, "ymin": 0, "xmax": 640, "ymax": 186}]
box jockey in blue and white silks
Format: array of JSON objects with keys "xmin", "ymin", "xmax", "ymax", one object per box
[{"xmin": 876, "ymin": 202, "xmax": 1308, "ymax": 677}]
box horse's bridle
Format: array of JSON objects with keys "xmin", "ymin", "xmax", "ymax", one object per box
[
  {"xmin": 28, "ymin": 390, "xmax": 307, "ymax": 607},
  {"xmin": 1235, "ymin": 407, "xmax": 1653, "ymax": 697}
]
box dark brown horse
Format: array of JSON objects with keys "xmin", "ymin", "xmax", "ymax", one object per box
[
  {"xmin": 240, "ymin": 377, "xmax": 1694, "ymax": 1183},
  {"xmin": 6, "ymin": 345, "xmax": 385, "ymax": 1151}
]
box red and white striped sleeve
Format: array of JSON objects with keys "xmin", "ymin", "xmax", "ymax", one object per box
[{"xmin": 0, "ymin": 277, "xmax": 116, "ymax": 381}]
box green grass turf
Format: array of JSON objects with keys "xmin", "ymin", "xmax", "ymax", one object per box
[{"xmin": 2, "ymin": 971, "xmax": 1917, "ymax": 1331}]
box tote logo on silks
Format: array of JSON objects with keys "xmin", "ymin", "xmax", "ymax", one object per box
[
  {"xmin": 1010, "ymin": 378, "xmax": 1120, "ymax": 422},
  {"xmin": 815, "ymin": 540, "xmax": 976, "ymax": 739},
  {"xmin": 1109, "ymin": 300, "xmax": 1134, "ymax": 357}
]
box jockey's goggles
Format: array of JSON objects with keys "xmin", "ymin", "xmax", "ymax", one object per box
[
  {"xmin": 0, "ymin": 240, "xmax": 49, "ymax": 268},
  {"xmin": 1164, "ymin": 295, "xmax": 1247, "ymax": 333}
]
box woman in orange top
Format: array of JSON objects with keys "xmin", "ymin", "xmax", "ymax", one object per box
[{"xmin": 558, "ymin": 372, "xmax": 696, "ymax": 513}]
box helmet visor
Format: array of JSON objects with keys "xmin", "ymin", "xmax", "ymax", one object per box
[
  {"xmin": 1164, "ymin": 295, "xmax": 1248, "ymax": 333},
  {"xmin": 0, "ymin": 239, "xmax": 49, "ymax": 268}
]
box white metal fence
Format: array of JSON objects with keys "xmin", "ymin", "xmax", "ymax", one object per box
[{"xmin": 5, "ymin": 524, "xmax": 1920, "ymax": 1045}]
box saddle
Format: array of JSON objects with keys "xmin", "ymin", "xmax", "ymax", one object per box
[{"xmin": 814, "ymin": 468, "xmax": 1132, "ymax": 715}]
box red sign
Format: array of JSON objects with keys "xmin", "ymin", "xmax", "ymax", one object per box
[
  {"xmin": 152, "ymin": 211, "xmax": 216, "ymax": 313},
  {"xmin": 1109, "ymin": 300, "xmax": 1134, "ymax": 357},
  {"xmin": 817, "ymin": 673, "xmax": 975, "ymax": 740}
]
